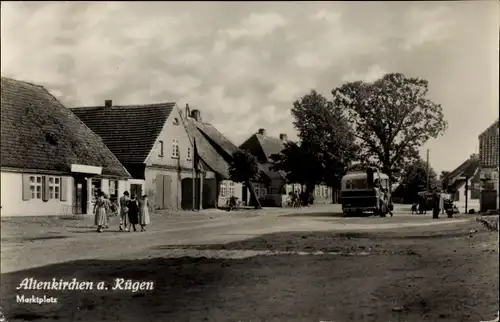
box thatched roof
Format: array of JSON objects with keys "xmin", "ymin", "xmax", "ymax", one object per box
[
  {"xmin": 446, "ymin": 155, "xmax": 480, "ymax": 191},
  {"xmin": 239, "ymin": 132, "xmax": 286, "ymax": 180},
  {"xmin": 72, "ymin": 102, "xmax": 174, "ymax": 164},
  {"xmin": 0, "ymin": 77, "xmax": 130, "ymax": 178},
  {"xmin": 181, "ymin": 115, "xmax": 232, "ymax": 179}
]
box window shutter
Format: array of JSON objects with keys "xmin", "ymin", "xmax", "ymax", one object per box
[
  {"xmin": 60, "ymin": 177, "xmax": 68, "ymax": 201},
  {"xmin": 22, "ymin": 174, "xmax": 31, "ymax": 201},
  {"xmin": 42, "ymin": 176, "xmax": 50, "ymax": 202}
]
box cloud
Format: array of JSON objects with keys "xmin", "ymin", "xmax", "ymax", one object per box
[
  {"xmin": 1, "ymin": 1, "xmax": 497, "ymax": 171},
  {"xmin": 311, "ymin": 9, "xmax": 341, "ymax": 24},
  {"xmin": 402, "ymin": 6, "xmax": 457, "ymax": 50},
  {"xmin": 342, "ymin": 64, "xmax": 387, "ymax": 83},
  {"xmin": 222, "ymin": 12, "xmax": 287, "ymax": 39}
]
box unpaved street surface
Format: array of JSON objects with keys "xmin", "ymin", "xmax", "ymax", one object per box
[{"xmin": 1, "ymin": 206, "xmax": 498, "ymax": 322}]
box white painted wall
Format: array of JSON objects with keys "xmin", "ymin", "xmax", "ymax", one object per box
[
  {"xmin": 0, "ymin": 171, "xmax": 73, "ymax": 217},
  {"xmin": 455, "ymin": 179, "xmax": 480, "ymax": 213},
  {"xmin": 1, "ymin": 171, "xmax": 129, "ymax": 217}
]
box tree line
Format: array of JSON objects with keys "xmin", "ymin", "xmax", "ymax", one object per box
[{"xmin": 229, "ymin": 73, "xmax": 448, "ymax": 208}]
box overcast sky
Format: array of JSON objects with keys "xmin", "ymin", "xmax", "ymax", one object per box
[{"xmin": 1, "ymin": 1, "xmax": 498, "ymax": 173}]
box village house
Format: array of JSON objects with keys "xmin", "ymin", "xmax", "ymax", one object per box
[
  {"xmin": 0, "ymin": 77, "xmax": 131, "ymax": 217},
  {"xmin": 72, "ymin": 101, "xmax": 209, "ymax": 210},
  {"xmin": 478, "ymin": 119, "xmax": 499, "ymax": 211},
  {"xmin": 444, "ymin": 154, "xmax": 481, "ymax": 213},
  {"xmin": 180, "ymin": 106, "xmax": 244, "ymax": 208},
  {"xmin": 239, "ymin": 128, "xmax": 333, "ymax": 207}
]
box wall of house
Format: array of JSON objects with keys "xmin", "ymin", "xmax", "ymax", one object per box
[
  {"xmin": 454, "ymin": 179, "xmax": 480, "ymax": 213},
  {"xmin": 0, "ymin": 171, "xmax": 128, "ymax": 217},
  {"xmin": 144, "ymin": 166, "xmax": 217, "ymax": 210},
  {"xmin": 146, "ymin": 107, "xmax": 194, "ymax": 170},
  {"xmin": 1, "ymin": 171, "xmax": 73, "ymax": 216},
  {"xmin": 217, "ymin": 180, "xmax": 244, "ymax": 207}
]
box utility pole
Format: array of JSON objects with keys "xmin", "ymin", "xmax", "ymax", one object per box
[
  {"xmin": 465, "ymin": 176, "xmax": 469, "ymax": 214},
  {"xmin": 426, "ymin": 149, "xmax": 430, "ymax": 191}
]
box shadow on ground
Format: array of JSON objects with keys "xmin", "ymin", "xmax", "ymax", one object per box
[
  {"xmin": 2, "ymin": 242, "xmax": 498, "ymax": 322},
  {"xmin": 280, "ymin": 211, "xmax": 356, "ymax": 218}
]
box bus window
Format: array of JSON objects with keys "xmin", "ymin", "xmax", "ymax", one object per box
[{"xmin": 352, "ymin": 179, "xmax": 368, "ymax": 189}]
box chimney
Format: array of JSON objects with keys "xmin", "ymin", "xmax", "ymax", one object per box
[
  {"xmin": 279, "ymin": 133, "xmax": 288, "ymax": 141},
  {"xmin": 185, "ymin": 103, "xmax": 190, "ymax": 119},
  {"xmin": 104, "ymin": 100, "xmax": 112, "ymax": 108},
  {"xmin": 258, "ymin": 128, "xmax": 266, "ymax": 136},
  {"xmin": 190, "ymin": 109, "xmax": 201, "ymax": 122}
]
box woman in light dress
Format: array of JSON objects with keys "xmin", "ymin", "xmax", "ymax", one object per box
[
  {"xmin": 138, "ymin": 194, "xmax": 150, "ymax": 232},
  {"xmin": 93, "ymin": 191, "xmax": 108, "ymax": 233}
]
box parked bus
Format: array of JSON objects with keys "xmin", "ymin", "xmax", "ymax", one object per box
[{"xmin": 340, "ymin": 167, "xmax": 393, "ymax": 216}]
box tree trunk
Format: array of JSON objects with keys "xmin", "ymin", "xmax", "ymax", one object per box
[
  {"xmin": 246, "ymin": 181, "xmax": 262, "ymax": 209},
  {"xmin": 302, "ymin": 184, "xmax": 315, "ymax": 206}
]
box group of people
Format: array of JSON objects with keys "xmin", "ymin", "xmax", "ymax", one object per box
[{"xmin": 93, "ymin": 191, "xmax": 150, "ymax": 233}]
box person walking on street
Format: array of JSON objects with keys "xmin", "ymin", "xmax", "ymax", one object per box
[
  {"xmin": 127, "ymin": 195, "xmax": 139, "ymax": 232},
  {"xmin": 119, "ymin": 191, "xmax": 130, "ymax": 231},
  {"xmin": 93, "ymin": 191, "xmax": 108, "ymax": 233},
  {"xmin": 432, "ymin": 191, "xmax": 441, "ymax": 219},
  {"xmin": 138, "ymin": 194, "xmax": 151, "ymax": 232}
]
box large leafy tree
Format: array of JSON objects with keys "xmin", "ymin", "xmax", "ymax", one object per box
[
  {"xmin": 229, "ymin": 150, "xmax": 262, "ymax": 209},
  {"xmin": 440, "ymin": 171, "xmax": 451, "ymax": 192},
  {"xmin": 393, "ymin": 158, "xmax": 438, "ymax": 203},
  {"xmin": 331, "ymin": 73, "xmax": 447, "ymax": 186},
  {"xmin": 272, "ymin": 90, "xmax": 358, "ymax": 204}
]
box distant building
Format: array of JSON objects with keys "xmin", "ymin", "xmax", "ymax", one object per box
[
  {"xmin": 478, "ymin": 119, "xmax": 499, "ymax": 211},
  {"xmin": 239, "ymin": 128, "xmax": 334, "ymax": 206},
  {"xmin": 444, "ymin": 154, "xmax": 481, "ymax": 213},
  {"xmin": 1, "ymin": 77, "xmax": 131, "ymax": 217}
]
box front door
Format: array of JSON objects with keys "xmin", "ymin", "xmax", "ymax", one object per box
[
  {"xmin": 73, "ymin": 177, "xmax": 87, "ymax": 214},
  {"xmin": 130, "ymin": 184, "xmax": 143, "ymax": 200}
]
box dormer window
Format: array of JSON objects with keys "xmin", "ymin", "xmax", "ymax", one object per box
[{"xmin": 173, "ymin": 118, "xmax": 179, "ymax": 125}]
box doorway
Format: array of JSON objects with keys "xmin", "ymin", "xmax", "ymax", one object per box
[
  {"xmin": 73, "ymin": 177, "xmax": 87, "ymax": 214},
  {"xmin": 130, "ymin": 184, "xmax": 143, "ymax": 199}
]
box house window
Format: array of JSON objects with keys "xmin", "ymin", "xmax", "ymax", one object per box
[
  {"xmin": 158, "ymin": 141, "xmax": 164, "ymax": 157},
  {"xmin": 91, "ymin": 179, "xmax": 102, "ymax": 202},
  {"xmin": 324, "ymin": 187, "xmax": 329, "ymax": 198},
  {"xmin": 48, "ymin": 176, "xmax": 60, "ymax": 199},
  {"xmin": 260, "ymin": 187, "xmax": 267, "ymax": 195},
  {"xmin": 29, "ymin": 175, "xmax": 43, "ymax": 199},
  {"xmin": 220, "ymin": 183, "xmax": 227, "ymax": 198},
  {"xmin": 228, "ymin": 181, "xmax": 234, "ymax": 197},
  {"xmin": 315, "ymin": 186, "xmax": 321, "ymax": 197},
  {"xmin": 109, "ymin": 180, "xmax": 118, "ymax": 199},
  {"xmin": 187, "ymin": 147, "xmax": 192, "ymax": 161},
  {"xmin": 172, "ymin": 139, "xmax": 179, "ymax": 158}
]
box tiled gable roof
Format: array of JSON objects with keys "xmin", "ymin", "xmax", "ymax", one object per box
[
  {"xmin": 0, "ymin": 77, "xmax": 130, "ymax": 178},
  {"xmin": 479, "ymin": 119, "xmax": 499, "ymax": 139},
  {"xmin": 71, "ymin": 102, "xmax": 174, "ymax": 164}
]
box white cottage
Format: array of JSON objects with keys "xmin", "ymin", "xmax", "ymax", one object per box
[{"xmin": 0, "ymin": 77, "xmax": 131, "ymax": 217}]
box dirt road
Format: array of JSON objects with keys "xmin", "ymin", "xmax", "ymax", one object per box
[{"xmin": 1, "ymin": 206, "xmax": 498, "ymax": 322}]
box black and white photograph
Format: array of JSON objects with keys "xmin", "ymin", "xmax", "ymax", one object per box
[{"xmin": 0, "ymin": 1, "xmax": 499, "ymax": 321}]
